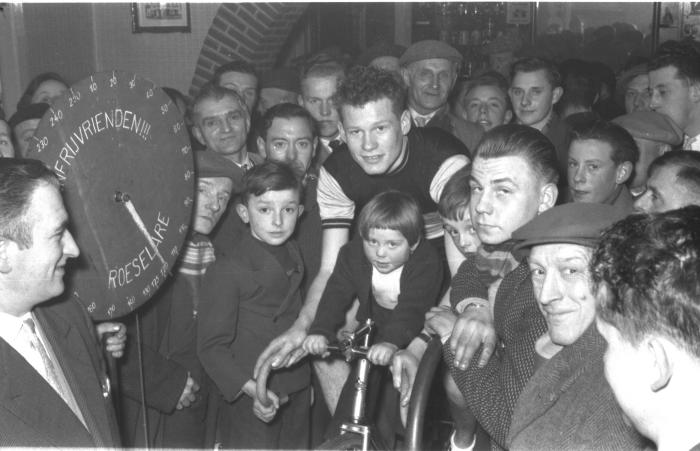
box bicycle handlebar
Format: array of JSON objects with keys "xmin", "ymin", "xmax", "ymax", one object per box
[{"xmin": 255, "ymin": 320, "xmax": 375, "ymax": 408}]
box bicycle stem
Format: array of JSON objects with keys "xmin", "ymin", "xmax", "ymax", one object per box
[{"xmin": 350, "ymin": 319, "xmax": 374, "ymax": 424}]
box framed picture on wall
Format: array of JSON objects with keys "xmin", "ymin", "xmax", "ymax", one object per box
[{"xmin": 131, "ymin": 3, "xmax": 191, "ymax": 33}]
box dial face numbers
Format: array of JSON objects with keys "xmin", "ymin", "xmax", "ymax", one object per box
[{"xmin": 28, "ymin": 71, "xmax": 193, "ymax": 320}]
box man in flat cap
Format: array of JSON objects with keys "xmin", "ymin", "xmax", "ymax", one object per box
[
  {"xmin": 400, "ymin": 39, "xmax": 483, "ymax": 154},
  {"xmin": 501, "ymin": 203, "xmax": 647, "ymax": 450},
  {"xmin": 613, "ymin": 111, "xmax": 682, "ymax": 196},
  {"xmin": 634, "ymin": 150, "xmax": 700, "ymax": 213},
  {"xmin": 119, "ymin": 150, "xmax": 238, "ymax": 448},
  {"xmin": 257, "ymin": 68, "xmax": 300, "ymax": 116},
  {"xmin": 8, "ymin": 102, "xmax": 49, "ymax": 157}
]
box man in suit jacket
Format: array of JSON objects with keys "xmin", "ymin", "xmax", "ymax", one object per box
[
  {"xmin": 400, "ymin": 40, "xmax": 484, "ymax": 155},
  {"xmin": 0, "ymin": 158, "xmax": 120, "ymax": 447}
]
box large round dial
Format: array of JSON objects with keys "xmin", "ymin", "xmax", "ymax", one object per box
[{"xmin": 27, "ymin": 70, "xmax": 194, "ymax": 320}]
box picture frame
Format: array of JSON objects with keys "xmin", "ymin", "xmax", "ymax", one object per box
[{"xmin": 131, "ymin": 3, "xmax": 191, "ymax": 33}]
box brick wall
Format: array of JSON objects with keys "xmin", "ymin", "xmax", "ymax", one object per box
[{"xmin": 189, "ymin": 3, "xmax": 308, "ymax": 98}]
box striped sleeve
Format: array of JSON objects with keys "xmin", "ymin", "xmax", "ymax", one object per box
[
  {"xmin": 429, "ymin": 154, "xmax": 469, "ymax": 203},
  {"xmin": 317, "ymin": 166, "xmax": 355, "ymax": 229}
]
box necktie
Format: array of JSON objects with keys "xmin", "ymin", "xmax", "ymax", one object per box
[
  {"xmin": 22, "ymin": 318, "xmax": 86, "ymax": 426},
  {"xmin": 414, "ymin": 116, "xmax": 428, "ymax": 127}
]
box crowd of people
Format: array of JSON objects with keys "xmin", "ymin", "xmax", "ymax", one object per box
[{"xmin": 1, "ymin": 33, "xmax": 700, "ymax": 451}]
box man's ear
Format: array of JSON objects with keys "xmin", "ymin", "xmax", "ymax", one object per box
[
  {"xmin": 192, "ymin": 125, "xmax": 206, "ymax": 147},
  {"xmin": 504, "ymin": 110, "xmax": 514, "ymax": 124},
  {"xmin": 256, "ymin": 136, "xmax": 267, "ymax": 159},
  {"xmin": 235, "ymin": 203, "xmax": 250, "ymax": 224},
  {"xmin": 615, "ymin": 161, "xmax": 634, "ymax": 185},
  {"xmin": 0, "ymin": 239, "xmax": 12, "ymax": 274},
  {"xmin": 538, "ymin": 182, "xmax": 558, "ymax": 213},
  {"xmin": 297, "ymin": 204, "xmax": 305, "ymax": 218},
  {"xmin": 690, "ymin": 81, "xmax": 700, "ymax": 103},
  {"xmin": 647, "ymin": 337, "xmax": 673, "ymax": 392},
  {"xmin": 400, "ymin": 66, "xmax": 411, "ymax": 87},
  {"xmin": 551, "ymin": 86, "xmax": 564, "ymax": 105},
  {"xmin": 400, "ymin": 109, "xmax": 412, "ymax": 135},
  {"xmin": 410, "ymin": 238, "xmax": 420, "ymax": 253},
  {"xmin": 337, "ymin": 120, "xmax": 346, "ymax": 142},
  {"xmin": 244, "ymin": 115, "xmax": 251, "ymax": 136}
]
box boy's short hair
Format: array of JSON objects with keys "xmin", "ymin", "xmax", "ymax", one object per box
[
  {"xmin": 357, "ymin": 190, "xmax": 423, "ymax": 247},
  {"xmin": 259, "ymin": 103, "xmax": 317, "ymax": 140},
  {"xmin": 510, "ymin": 57, "xmax": 562, "ymax": 89},
  {"xmin": 301, "ymin": 57, "xmax": 346, "ymax": 84},
  {"xmin": 240, "ymin": 161, "xmax": 302, "ymax": 205},
  {"xmin": 593, "ymin": 206, "xmax": 700, "ymax": 358},
  {"xmin": 0, "ymin": 158, "xmax": 59, "ymax": 248},
  {"xmin": 649, "ymin": 40, "xmax": 700, "ymax": 85},
  {"xmin": 191, "ymin": 83, "xmax": 248, "ymax": 123},
  {"xmin": 648, "ymin": 150, "xmax": 700, "ymax": 194},
  {"xmin": 335, "ymin": 66, "xmax": 407, "ymax": 120},
  {"xmin": 213, "ymin": 60, "xmax": 258, "ymax": 85},
  {"xmin": 467, "ymin": 71, "xmax": 510, "ymax": 99},
  {"xmin": 570, "ymin": 119, "xmax": 639, "ymax": 165},
  {"xmin": 476, "ymin": 124, "xmax": 559, "ymax": 185},
  {"xmin": 463, "ymin": 71, "xmax": 512, "ymax": 110},
  {"xmin": 438, "ymin": 164, "xmax": 472, "ymax": 222}
]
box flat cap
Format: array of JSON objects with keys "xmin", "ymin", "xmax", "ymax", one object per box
[
  {"xmin": 260, "ymin": 67, "xmax": 300, "ymax": 94},
  {"xmin": 8, "ymin": 102, "xmax": 49, "ymax": 129},
  {"xmin": 616, "ymin": 63, "xmax": 648, "ymax": 95},
  {"xmin": 513, "ymin": 203, "xmax": 627, "ymax": 251},
  {"xmin": 357, "ymin": 42, "xmax": 406, "ymax": 66},
  {"xmin": 195, "ymin": 150, "xmax": 240, "ymax": 181},
  {"xmin": 612, "ymin": 111, "xmax": 683, "ymax": 146},
  {"xmin": 400, "ymin": 40, "xmax": 463, "ymax": 66}
]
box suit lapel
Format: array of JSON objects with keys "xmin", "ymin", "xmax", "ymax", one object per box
[
  {"xmin": 37, "ymin": 301, "xmax": 116, "ymax": 447},
  {"xmin": 0, "ymin": 335, "xmax": 96, "ymax": 447},
  {"xmin": 507, "ymin": 325, "xmax": 602, "ymax": 443},
  {"xmin": 426, "ymin": 106, "xmax": 449, "ymax": 129}
]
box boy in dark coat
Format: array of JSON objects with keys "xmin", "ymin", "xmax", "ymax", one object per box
[{"xmin": 198, "ymin": 161, "xmax": 310, "ymax": 449}]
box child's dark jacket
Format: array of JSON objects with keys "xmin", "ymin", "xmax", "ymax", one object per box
[
  {"xmin": 197, "ymin": 232, "xmax": 310, "ymax": 402},
  {"xmin": 309, "ymin": 237, "xmax": 443, "ymax": 348}
]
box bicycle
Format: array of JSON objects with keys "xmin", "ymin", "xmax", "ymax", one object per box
[{"xmin": 255, "ymin": 318, "xmax": 444, "ymax": 451}]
